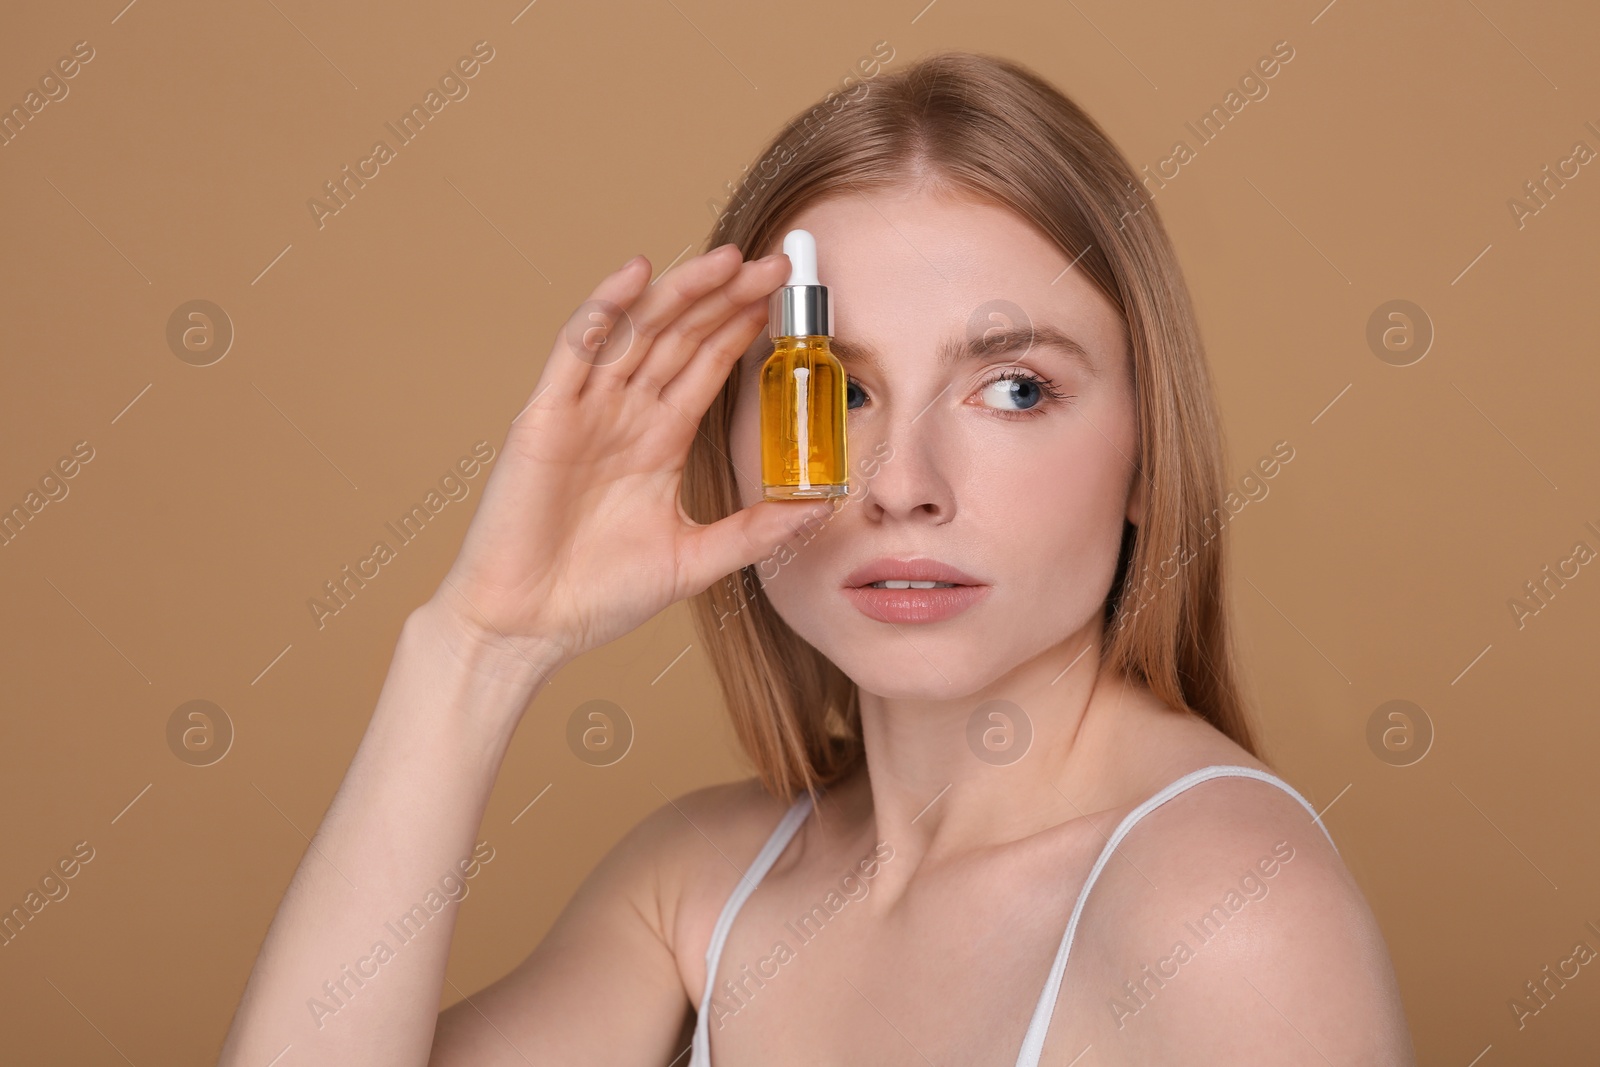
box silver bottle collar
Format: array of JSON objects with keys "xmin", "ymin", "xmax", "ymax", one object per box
[{"xmin": 769, "ymin": 284, "xmax": 831, "ymax": 338}]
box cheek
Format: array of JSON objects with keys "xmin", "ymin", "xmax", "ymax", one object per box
[
  {"xmin": 754, "ymin": 548, "xmax": 817, "ymax": 606},
  {"xmin": 1048, "ymin": 394, "xmax": 1139, "ymax": 513},
  {"xmin": 984, "ymin": 420, "xmax": 1129, "ymax": 522},
  {"xmin": 972, "ymin": 419, "xmax": 1133, "ymax": 602},
  {"xmin": 750, "ymin": 538, "xmax": 836, "ymax": 650}
]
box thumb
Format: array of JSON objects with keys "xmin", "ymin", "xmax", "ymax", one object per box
[{"xmin": 679, "ymin": 499, "xmax": 837, "ymax": 596}]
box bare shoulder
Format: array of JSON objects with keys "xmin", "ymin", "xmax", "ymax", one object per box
[
  {"xmin": 1078, "ymin": 750, "xmax": 1417, "ymax": 1065},
  {"xmin": 645, "ymin": 774, "xmax": 799, "ymax": 885},
  {"xmin": 606, "ymin": 774, "xmax": 795, "ymax": 936},
  {"xmin": 635, "ymin": 776, "xmax": 806, "ymax": 998},
  {"xmin": 608, "ymin": 773, "xmax": 796, "ymax": 873}
]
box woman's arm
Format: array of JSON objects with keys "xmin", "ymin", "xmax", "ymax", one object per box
[
  {"xmin": 217, "ymin": 242, "xmax": 827, "ymax": 1066},
  {"xmin": 215, "ymin": 603, "xmax": 560, "ymax": 1066}
]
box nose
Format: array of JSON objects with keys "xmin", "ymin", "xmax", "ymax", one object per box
[{"xmin": 854, "ymin": 405, "xmax": 957, "ymax": 524}]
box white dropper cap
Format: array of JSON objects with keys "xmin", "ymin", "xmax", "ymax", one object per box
[
  {"xmin": 783, "ymin": 229, "xmax": 819, "ymax": 285},
  {"xmin": 769, "ymin": 228, "xmax": 831, "ymax": 338}
]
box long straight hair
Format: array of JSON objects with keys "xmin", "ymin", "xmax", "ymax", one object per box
[{"xmin": 682, "ymin": 49, "xmax": 1260, "ymax": 806}]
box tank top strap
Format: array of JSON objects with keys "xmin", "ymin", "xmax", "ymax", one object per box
[
  {"xmin": 689, "ymin": 788, "xmax": 819, "ymax": 1067},
  {"xmin": 1011, "ymin": 764, "xmax": 1338, "ymax": 1067}
]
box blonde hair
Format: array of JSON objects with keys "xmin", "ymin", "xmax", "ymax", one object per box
[{"xmin": 682, "ymin": 49, "xmax": 1260, "ymax": 806}]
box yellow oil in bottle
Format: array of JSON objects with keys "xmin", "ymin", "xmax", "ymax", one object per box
[{"xmin": 760, "ymin": 335, "xmax": 848, "ymax": 500}]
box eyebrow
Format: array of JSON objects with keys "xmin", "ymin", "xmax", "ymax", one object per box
[{"xmin": 824, "ymin": 323, "xmax": 1102, "ymax": 380}]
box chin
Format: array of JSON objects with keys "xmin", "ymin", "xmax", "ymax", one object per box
[{"xmin": 811, "ymin": 635, "xmax": 999, "ymax": 701}]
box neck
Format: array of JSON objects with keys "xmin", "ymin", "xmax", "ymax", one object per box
[{"xmin": 827, "ymin": 636, "xmax": 1142, "ymax": 907}]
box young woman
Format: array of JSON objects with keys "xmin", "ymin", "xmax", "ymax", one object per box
[{"xmin": 220, "ymin": 51, "xmax": 1416, "ymax": 1066}]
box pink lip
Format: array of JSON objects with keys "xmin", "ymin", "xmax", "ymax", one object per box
[
  {"xmin": 842, "ymin": 584, "xmax": 991, "ymax": 623},
  {"xmin": 841, "ymin": 556, "xmax": 990, "ymax": 624}
]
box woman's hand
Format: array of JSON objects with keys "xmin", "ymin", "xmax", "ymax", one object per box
[{"xmin": 423, "ymin": 243, "xmax": 828, "ymax": 682}]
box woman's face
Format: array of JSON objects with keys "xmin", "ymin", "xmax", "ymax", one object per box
[{"xmin": 729, "ymin": 186, "xmax": 1142, "ymax": 700}]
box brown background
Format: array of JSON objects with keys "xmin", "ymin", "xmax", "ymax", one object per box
[{"xmin": 2, "ymin": 0, "xmax": 1598, "ymax": 1062}]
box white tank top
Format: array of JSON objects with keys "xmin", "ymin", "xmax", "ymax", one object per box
[{"xmin": 688, "ymin": 763, "xmax": 1339, "ymax": 1067}]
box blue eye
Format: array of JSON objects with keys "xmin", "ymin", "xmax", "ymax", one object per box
[
  {"xmin": 978, "ymin": 368, "xmax": 1069, "ymax": 415},
  {"xmin": 845, "ymin": 379, "xmax": 866, "ymax": 410},
  {"xmin": 982, "ymin": 372, "xmax": 1043, "ymax": 411}
]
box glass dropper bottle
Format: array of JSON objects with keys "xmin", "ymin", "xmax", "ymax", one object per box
[{"xmin": 760, "ymin": 228, "xmax": 848, "ymax": 501}]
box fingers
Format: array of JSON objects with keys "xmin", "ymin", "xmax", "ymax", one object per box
[
  {"xmin": 530, "ymin": 243, "xmax": 784, "ymax": 421},
  {"xmin": 580, "ymin": 243, "xmax": 748, "ymax": 391},
  {"xmin": 628, "ymin": 252, "xmax": 791, "ymax": 395},
  {"xmin": 678, "ymin": 498, "xmax": 835, "ymax": 600},
  {"xmin": 532, "ymin": 255, "xmax": 653, "ymax": 405},
  {"xmin": 657, "ymin": 293, "xmax": 772, "ymax": 415}
]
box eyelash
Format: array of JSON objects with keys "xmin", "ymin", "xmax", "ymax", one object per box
[{"xmin": 846, "ymin": 367, "xmax": 1074, "ymax": 420}]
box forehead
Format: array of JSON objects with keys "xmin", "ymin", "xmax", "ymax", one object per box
[{"xmin": 744, "ymin": 188, "xmax": 1126, "ymax": 376}]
